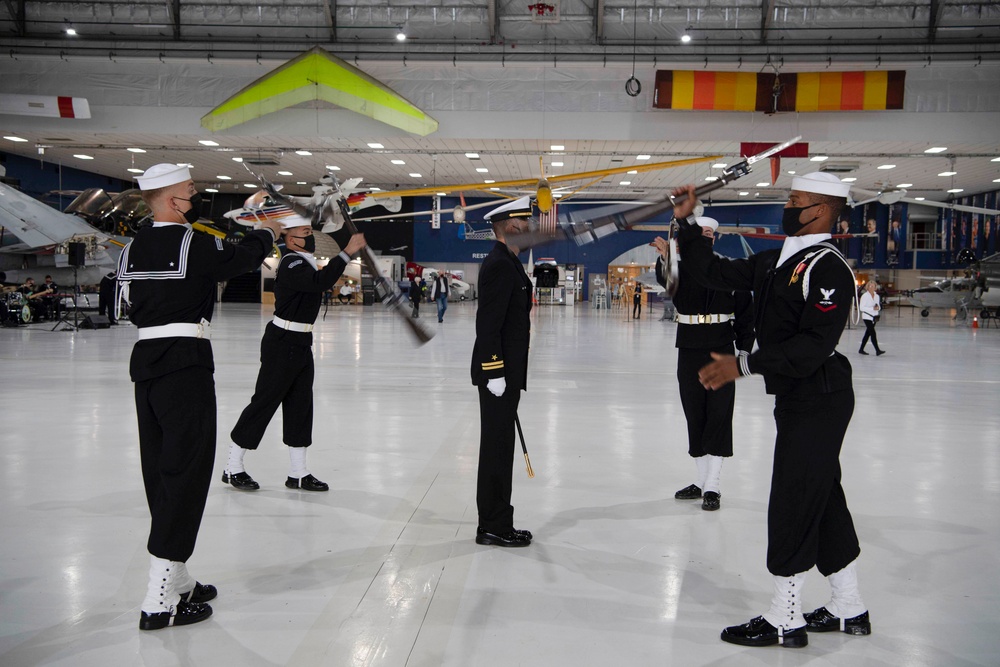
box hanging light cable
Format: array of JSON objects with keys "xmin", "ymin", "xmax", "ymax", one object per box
[{"xmin": 625, "ymin": 0, "xmax": 641, "ymax": 96}]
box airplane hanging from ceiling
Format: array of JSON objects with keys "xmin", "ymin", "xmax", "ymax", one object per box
[
  {"xmin": 0, "ymin": 182, "xmax": 125, "ymax": 285},
  {"xmin": 851, "ymin": 187, "xmax": 1000, "ymax": 216}
]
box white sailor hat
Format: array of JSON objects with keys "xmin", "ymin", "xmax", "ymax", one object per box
[
  {"xmin": 279, "ymin": 213, "xmax": 312, "ymax": 229},
  {"xmin": 791, "ymin": 171, "xmax": 851, "ymax": 198},
  {"xmin": 484, "ymin": 196, "xmax": 533, "ymax": 223},
  {"xmin": 136, "ymin": 163, "xmax": 192, "ymax": 191},
  {"xmin": 696, "ymin": 216, "xmax": 719, "ymax": 231}
]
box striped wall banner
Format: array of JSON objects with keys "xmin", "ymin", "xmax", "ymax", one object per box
[{"xmin": 654, "ymin": 71, "xmax": 905, "ymax": 112}]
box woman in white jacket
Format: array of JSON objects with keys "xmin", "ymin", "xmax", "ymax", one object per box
[{"xmin": 859, "ymin": 280, "xmax": 885, "ymax": 356}]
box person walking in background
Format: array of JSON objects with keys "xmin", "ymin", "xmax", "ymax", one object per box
[
  {"xmin": 409, "ymin": 274, "xmax": 422, "ymax": 318},
  {"xmin": 858, "ymin": 280, "xmax": 885, "ymax": 356},
  {"xmin": 431, "ymin": 272, "xmax": 449, "ymax": 322},
  {"xmin": 632, "ymin": 281, "xmax": 643, "ymax": 319}
]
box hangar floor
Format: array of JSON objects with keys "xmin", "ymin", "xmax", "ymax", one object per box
[{"xmin": 0, "ymin": 301, "xmax": 997, "ymax": 666}]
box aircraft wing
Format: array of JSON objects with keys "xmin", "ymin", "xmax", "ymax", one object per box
[{"xmin": 0, "ymin": 182, "xmax": 106, "ymax": 252}]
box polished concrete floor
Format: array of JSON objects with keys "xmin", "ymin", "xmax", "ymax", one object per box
[{"xmin": 0, "ymin": 300, "xmax": 998, "ymax": 666}]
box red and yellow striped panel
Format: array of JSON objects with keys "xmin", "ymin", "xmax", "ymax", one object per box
[{"xmin": 654, "ymin": 71, "xmax": 904, "ymax": 111}]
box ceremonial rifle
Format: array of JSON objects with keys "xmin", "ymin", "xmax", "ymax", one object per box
[
  {"xmin": 507, "ymin": 136, "xmax": 802, "ymax": 253},
  {"xmin": 245, "ymin": 167, "xmax": 435, "ymax": 344}
]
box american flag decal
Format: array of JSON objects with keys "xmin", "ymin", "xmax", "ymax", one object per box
[{"xmin": 537, "ymin": 202, "xmax": 557, "ymax": 236}]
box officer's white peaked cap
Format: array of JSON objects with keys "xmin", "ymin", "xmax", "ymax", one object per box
[
  {"xmin": 279, "ymin": 213, "xmax": 312, "ymax": 229},
  {"xmin": 791, "ymin": 171, "xmax": 851, "ymax": 198},
  {"xmin": 696, "ymin": 216, "xmax": 719, "ymax": 231},
  {"xmin": 484, "ymin": 196, "xmax": 533, "ymax": 223},
  {"xmin": 136, "ymin": 163, "xmax": 192, "ymax": 191}
]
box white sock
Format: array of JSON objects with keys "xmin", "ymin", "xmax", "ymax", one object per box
[
  {"xmin": 825, "ymin": 561, "xmax": 867, "ymax": 618},
  {"xmin": 703, "ymin": 455, "xmax": 724, "ymax": 494},
  {"xmin": 141, "ymin": 555, "xmax": 180, "ymax": 615},
  {"xmin": 288, "ymin": 446, "xmax": 308, "ymax": 479},
  {"xmin": 173, "ymin": 561, "xmax": 195, "ymax": 595},
  {"xmin": 762, "ymin": 572, "xmax": 806, "ymax": 630},
  {"xmin": 694, "ymin": 456, "xmax": 709, "ymax": 490},
  {"xmin": 227, "ymin": 443, "xmax": 247, "ymax": 475}
]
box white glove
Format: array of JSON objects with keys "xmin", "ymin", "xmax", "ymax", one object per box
[{"xmin": 487, "ymin": 377, "xmax": 506, "ymax": 397}]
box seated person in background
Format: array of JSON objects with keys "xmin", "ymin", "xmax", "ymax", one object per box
[
  {"xmin": 35, "ymin": 275, "xmax": 60, "ymax": 320},
  {"xmin": 338, "ymin": 283, "xmax": 353, "ymax": 304}
]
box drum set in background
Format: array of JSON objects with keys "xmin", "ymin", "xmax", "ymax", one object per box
[
  {"xmin": 0, "ymin": 287, "xmax": 73, "ymax": 326},
  {"xmin": 1, "ymin": 288, "xmax": 32, "ymax": 326}
]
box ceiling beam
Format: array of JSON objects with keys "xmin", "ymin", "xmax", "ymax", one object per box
[
  {"xmin": 928, "ymin": 0, "xmax": 945, "ymax": 43},
  {"xmin": 488, "ymin": 0, "xmax": 498, "ymax": 45},
  {"xmin": 594, "ymin": 0, "xmax": 605, "ymax": 43},
  {"xmin": 324, "ymin": 0, "xmax": 338, "ymax": 42},
  {"xmin": 760, "ymin": 0, "xmax": 773, "ymax": 45},
  {"xmin": 168, "ymin": 0, "xmax": 181, "ymax": 41}
]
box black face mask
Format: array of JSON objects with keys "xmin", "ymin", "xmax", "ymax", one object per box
[
  {"xmin": 300, "ymin": 235, "xmax": 316, "ymax": 253},
  {"xmin": 781, "ymin": 203, "xmax": 822, "ymax": 236},
  {"xmin": 174, "ymin": 193, "xmax": 203, "ymax": 224}
]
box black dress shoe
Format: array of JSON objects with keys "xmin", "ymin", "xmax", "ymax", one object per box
[
  {"xmin": 720, "ymin": 615, "xmax": 808, "ymax": 648},
  {"xmin": 179, "ymin": 581, "xmax": 217, "ymax": 604},
  {"xmin": 475, "ymin": 529, "xmax": 531, "ymax": 547},
  {"xmin": 702, "ymin": 491, "xmax": 721, "ymax": 511},
  {"xmin": 674, "ymin": 484, "xmax": 702, "ymax": 500},
  {"xmin": 285, "ymin": 474, "xmax": 329, "ymax": 492},
  {"xmin": 478, "ymin": 526, "xmax": 532, "ymax": 541},
  {"xmin": 221, "ymin": 471, "xmax": 259, "ymax": 491},
  {"xmin": 804, "ymin": 607, "xmax": 871, "ymax": 635},
  {"xmin": 139, "ymin": 600, "xmax": 213, "ymax": 630},
  {"xmin": 876, "ymin": 350, "xmax": 886, "ymax": 356},
  {"xmin": 858, "ymin": 350, "xmax": 869, "ymax": 355}
]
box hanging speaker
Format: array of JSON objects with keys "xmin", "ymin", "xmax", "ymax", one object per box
[{"xmin": 68, "ymin": 242, "xmax": 86, "ymax": 267}]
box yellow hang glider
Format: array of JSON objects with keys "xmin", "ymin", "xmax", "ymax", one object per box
[{"xmin": 201, "ymin": 46, "xmax": 438, "ymax": 136}]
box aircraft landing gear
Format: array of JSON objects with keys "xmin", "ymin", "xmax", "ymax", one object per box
[{"xmin": 921, "ymin": 309, "xmax": 930, "ymax": 317}]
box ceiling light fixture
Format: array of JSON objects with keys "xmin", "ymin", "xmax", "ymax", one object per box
[
  {"xmin": 295, "ymin": 150, "xmax": 311, "ymax": 156},
  {"xmin": 199, "ymin": 140, "xmax": 219, "ymax": 147},
  {"xmin": 278, "ymin": 171, "xmax": 293, "ymax": 176},
  {"xmin": 787, "ymin": 170, "xmax": 796, "ymax": 174},
  {"xmin": 217, "ymin": 175, "xmax": 232, "ymax": 180},
  {"xmin": 552, "ymin": 162, "xmax": 565, "ymax": 167},
  {"xmin": 939, "ymin": 171, "xmax": 957, "ymax": 176},
  {"xmin": 243, "ymin": 183, "xmax": 257, "ymax": 188},
  {"xmin": 896, "ymin": 183, "xmax": 913, "ymax": 188},
  {"xmin": 914, "ymin": 197, "xmax": 926, "ymax": 200},
  {"xmin": 704, "ymin": 176, "xmax": 718, "ymax": 182},
  {"xmin": 65, "ymin": 27, "xmax": 77, "ymax": 36},
  {"xmin": 396, "ymin": 28, "xmax": 406, "ymax": 41},
  {"xmin": 947, "ymin": 188, "xmax": 964, "ymax": 193},
  {"xmin": 465, "ymin": 153, "xmax": 479, "ymax": 159},
  {"xmin": 620, "ymin": 181, "xmax": 632, "ymax": 186},
  {"xmin": 711, "ymin": 163, "xmax": 727, "ymax": 169},
  {"xmin": 391, "ymin": 159, "xmax": 405, "ymax": 165},
  {"xmin": 74, "ymin": 154, "xmax": 94, "ymax": 160},
  {"xmin": 626, "ymin": 169, "xmax": 637, "ymax": 174},
  {"xmin": 841, "ymin": 177, "xmax": 857, "ymax": 182},
  {"xmin": 680, "ymin": 27, "xmax": 692, "ymax": 43},
  {"xmin": 205, "ymin": 188, "xmax": 219, "ymax": 193},
  {"xmin": 232, "ymin": 157, "xmax": 243, "ymax": 162},
  {"xmin": 4, "ymin": 136, "xmax": 28, "ymax": 142},
  {"xmin": 755, "ymin": 182, "xmax": 770, "ymax": 187},
  {"xmin": 484, "ymin": 179, "xmax": 495, "ymax": 184},
  {"xmin": 476, "ymin": 167, "xmax": 489, "ymax": 173},
  {"xmin": 636, "ymin": 154, "xmax": 651, "ymax": 160},
  {"xmin": 738, "ymin": 191, "xmax": 749, "ymax": 196},
  {"xmin": 127, "ymin": 147, "xmax": 146, "ymax": 153},
  {"xmin": 924, "ymin": 147, "xmax": 948, "ymax": 153},
  {"xmin": 368, "ymin": 143, "xmax": 384, "ymax": 149},
  {"xmin": 877, "ymin": 164, "xmax": 896, "ymax": 170},
  {"xmin": 810, "ymin": 155, "xmax": 829, "ymax": 162},
  {"xmin": 551, "ymin": 145, "xmax": 564, "ymax": 151},
  {"xmin": 409, "ymin": 173, "xmax": 421, "ymax": 178},
  {"xmin": 127, "ymin": 168, "xmax": 143, "ymax": 173}
]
